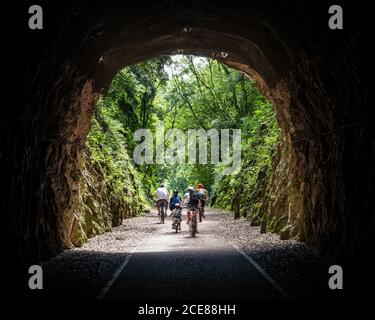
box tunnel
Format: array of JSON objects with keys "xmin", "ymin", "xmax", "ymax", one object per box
[{"xmin": 2, "ymin": 1, "xmax": 375, "ymax": 297}]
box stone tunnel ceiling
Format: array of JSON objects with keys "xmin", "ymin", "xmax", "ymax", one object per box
[{"xmin": 2, "ymin": 0, "xmax": 375, "ymax": 282}]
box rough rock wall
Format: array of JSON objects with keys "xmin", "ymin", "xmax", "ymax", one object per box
[
  {"xmin": 1, "ymin": 55, "xmax": 95, "ymax": 280},
  {"xmin": 240, "ymin": 81, "xmax": 291, "ymax": 236},
  {"xmin": 70, "ymin": 148, "xmax": 146, "ymax": 247},
  {"xmin": 69, "ymin": 151, "xmax": 112, "ymax": 247},
  {"xmin": 244, "ymin": 22, "xmax": 375, "ymax": 267},
  {"xmin": 263, "ymin": 28, "xmax": 375, "ymax": 265},
  {"xmin": 284, "ymin": 37, "xmax": 375, "ymax": 262}
]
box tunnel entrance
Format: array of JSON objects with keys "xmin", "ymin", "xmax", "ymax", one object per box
[
  {"xmin": 76, "ymin": 54, "xmax": 280, "ymax": 246},
  {"xmin": 3, "ymin": 1, "xmax": 375, "ymax": 296}
]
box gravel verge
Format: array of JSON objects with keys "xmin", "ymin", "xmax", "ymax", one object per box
[
  {"xmin": 213, "ymin": 208, "xmax": 333, "ymax": 299},
  {"xmin": 40, "ymin": 213, "xmax": 157, "ymax": 299},
  {"xmin": 23, "ymin": 208, "xmax": 333, "ymax": 300}
]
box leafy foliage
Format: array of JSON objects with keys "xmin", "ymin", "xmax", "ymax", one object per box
[
  {"xmin": 86, "ymin": 55, "xmax": 280, "ymax": 219},
  {"xmin": 86, "ymin": 99, "xmax": 148, "ymax": 213}
]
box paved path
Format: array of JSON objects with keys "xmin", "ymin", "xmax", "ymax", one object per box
[{"xmin": 101, "ymin": 209, "xmax": 286, "ymax": 300}]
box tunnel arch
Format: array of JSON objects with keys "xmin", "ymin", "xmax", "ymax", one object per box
[
  {"xmin": 70, "ymin": 1, "xmax": 294, "ymax": 90},
  {"xmin": 4, "ymin": 1, "xmax": 375, "ymax": 281}
]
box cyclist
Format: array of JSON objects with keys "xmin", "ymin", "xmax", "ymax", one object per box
[
  {"xmin": 196, "ymin": 183, "xmax": 208, "ymax": 218},
  {"xmin": 169, "ymin": 190, "xmax": 182, "ymax": 213},
  {"xmin": 186, "ymin": 187, "xmax": 200, "ymax": 224},
  {"xmin": 182, "ymin": 188, "xmax": 191, "ymax": 205},
  {"xmin": 155, "ymin": 184, "xmax": 169, "ymax": 216},
  {"xmin": 171, "ymin": 202, "xmax": 183, "ymax": 230}
]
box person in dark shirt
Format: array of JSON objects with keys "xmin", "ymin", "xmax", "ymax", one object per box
[
  {"xmin": 169, "ymin": 190, "xmax": 182, "ymax": 212},
  {"xmin": 186, "ymin": 187, "xmax": 200, "ymax": 224}
]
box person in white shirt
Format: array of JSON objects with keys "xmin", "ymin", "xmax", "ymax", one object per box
[
  {"xmin": 155, "ymin": 184, "xmax": 169, "ymax": 216},
  {"xmin": 182, "ymin": 189, "xmax": 190, "ymax": 205}
]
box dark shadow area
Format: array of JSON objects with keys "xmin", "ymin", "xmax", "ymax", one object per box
[
  {"xmin": 1, "ymin": 2, "xmax": 374, "ymax": 302},
  {"xmin": 5, "ymin": 247, "xmax": 346, "ymax": 300}
]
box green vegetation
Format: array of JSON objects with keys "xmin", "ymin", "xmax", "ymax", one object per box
[{"xmin": 85, "ymin": 55, "xmax": 280, "ymax": 220}]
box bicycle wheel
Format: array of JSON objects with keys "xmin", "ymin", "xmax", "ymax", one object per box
[
  {"xmin": 191, "ymin": 215, "xmax": 197, "ymax": 237},
  {"xmin": 199, "ymin": 208, "xmax": 202, "ymax": 222},
  {"xmin": 160, "ymin": 206, "xmax": 165, "ymax": 223}
]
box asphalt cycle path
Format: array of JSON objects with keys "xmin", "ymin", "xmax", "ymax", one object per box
[{"xmin": 101, "ymin": 208, "xmax": 287, "ymax": 300}]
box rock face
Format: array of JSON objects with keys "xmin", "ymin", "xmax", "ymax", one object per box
[
  {"xmin": 2, "ymin": 1, "xmax": 375, "ymax": 281},
  {"xmin": 70, "ymin": 153, "xmax": 112, "ymax": 247},
  {"xmin": 70, "ymin": 149, "xmax": 145, "ymax": 247}
]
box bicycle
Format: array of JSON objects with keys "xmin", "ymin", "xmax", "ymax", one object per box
[
  {"xmin": 188, "ymin": 209, "xmax": 198, "ymax": 237},
  {"xmin": 160, "ymin": 201, "xmax": 165, "ymax": 224},
  {"xmin": 198, "ymin": 205, "xmax": 204, "ymax": 222},
  {"xmin": 171, "ymin": 204, "xmax": 182, "ymax": 233}
]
